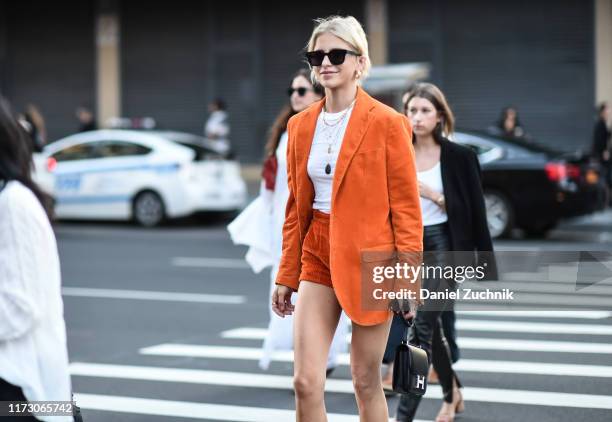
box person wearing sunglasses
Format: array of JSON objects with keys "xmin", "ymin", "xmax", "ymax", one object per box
[
  {"xmin": 271, "ymin": 15, "xmax": 422, "ymax": 421},
  {"xmin": 229, "ymin": 69, "xmax": 349, "ymax": 375}
]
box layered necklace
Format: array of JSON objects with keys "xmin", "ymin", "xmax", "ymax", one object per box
[{"xmin": 321, "ymin": 100, "xmax": 355, "ymax": 175}]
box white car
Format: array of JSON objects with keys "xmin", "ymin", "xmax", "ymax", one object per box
[{"xmin": 34, "ymin": 130, "xmax": 247, "ymax": 226}]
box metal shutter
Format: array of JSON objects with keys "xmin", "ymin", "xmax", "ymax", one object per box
[
  {"xmin": 388, "ymin": 0, "xmax": 594, "ymax": 152},
  {"xmin": 1, "ymin": 0, "xmax": 95, "ymax": 142}
]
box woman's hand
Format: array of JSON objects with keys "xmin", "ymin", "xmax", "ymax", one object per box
[
  {"xmin": 418, "ymin": 181, "xmax": 445, "ymax": 209},
  {"xmin": 271, "ymin": 285, "xmax": 295, "ymax": 317}
]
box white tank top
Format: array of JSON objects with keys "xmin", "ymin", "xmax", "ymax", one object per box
[
  {"xmin": 417, "ymin": 161, "xmax": 448, "ymax": 226},
  {"xmin": 307, "ymin": 105, "xmax": 354, "ymax": 213}
]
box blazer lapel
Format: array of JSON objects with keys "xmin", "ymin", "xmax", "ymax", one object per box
[{"xmin": 331, "ymin": 87, "xmax": 376, "ymax": 206}]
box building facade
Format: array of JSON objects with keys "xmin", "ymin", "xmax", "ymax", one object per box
[{"xmin": 1, "ymin": 0, "xmax": 610, "ymax": 161}]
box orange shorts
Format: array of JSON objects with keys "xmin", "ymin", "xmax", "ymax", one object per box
[{"xmin": 299, "ymin": 209, "xmax": 333, "ymax": 288}]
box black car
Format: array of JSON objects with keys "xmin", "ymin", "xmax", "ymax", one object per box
[{"xmin": 453, "ymin": 131, "xmax": 606, "ymax": 238}]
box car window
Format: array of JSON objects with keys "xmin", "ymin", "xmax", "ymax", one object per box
[
  {"xmin": 52, "ymin": 143, "xmax": 98, "ymax": 162},
  {"xmin": 462, "ymin": 142, "xmax": 493, "ymax": 156},
  {"xmin": 96, "ymin": 141, "xmax": 152, "ymax": 158}
]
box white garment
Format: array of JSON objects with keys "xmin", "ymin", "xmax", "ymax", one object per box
[
  {"xmin": 0, "ymin": 181, "xmax": 72, "ymax": 422},
  {"xmin": 204, "ymin": 110, "xmax": 230, "ymax": 138},
  {"xmin": 227, "ymin": 131, "xmax": 348, "ymax": 370},
  {"xmin": 417, "ymin": 161, "xmax": 448, "ymax": 226},
  {"xmin": 205, "ymin": 110, "xmax": 230, "ymax": 154},
  {"xmin": 308, "ymin": 106, "xmax": 354, "ymax": 213}
]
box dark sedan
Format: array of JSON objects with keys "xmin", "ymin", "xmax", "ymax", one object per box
[{"xmin": 453, "ymin": 131, "xmax": 607, "ymax": 238}]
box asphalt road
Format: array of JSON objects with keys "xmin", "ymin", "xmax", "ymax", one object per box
[{"xmin": 56, "ymin": 212, "xmax": 612, "ymax": 422}]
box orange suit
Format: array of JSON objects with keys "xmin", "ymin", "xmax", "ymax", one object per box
[{"xmin": 276, "ymin": 87, "xmax": 423, "ymax": 326}]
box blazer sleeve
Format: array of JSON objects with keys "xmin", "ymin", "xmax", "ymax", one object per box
[
  {"xmin": 466, "ymin": 150, "xmax": 498, "ymax": 279},
  {"xmin": 386, "ymin": 113, "xmax": 423, "ymax": 253},
  {"xmin": 274, "ymin": 118, "xmax": 301, "ymax": 290}
]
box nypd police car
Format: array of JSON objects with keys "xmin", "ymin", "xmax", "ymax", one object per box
[{"xmin": 34, "ymin": 130, "xmax": 247, "ymax": 226}]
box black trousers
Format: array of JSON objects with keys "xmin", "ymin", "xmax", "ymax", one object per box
[
  {"xmin": 0, "ymin": 378, "xmax": 41, "ymax": 421},
  {"xmin": 396, "ymin": 222, "xmax": 462, "ymax": 421}
]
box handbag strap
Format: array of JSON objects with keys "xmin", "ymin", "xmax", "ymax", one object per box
[{"xmin": 399, "ymin": 314, "xmax": 413, "ymax": 346}]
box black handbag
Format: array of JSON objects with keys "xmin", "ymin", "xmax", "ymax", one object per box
[{"xmin": 392, "ymin": 317, "xmax": 429, "ymax": 396}]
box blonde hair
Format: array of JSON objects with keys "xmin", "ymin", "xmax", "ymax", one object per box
[{"xmin": 306, "ymin": 15, "xmax": 371, "ymax": 84}]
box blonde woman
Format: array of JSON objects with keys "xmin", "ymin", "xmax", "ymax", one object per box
[{"xmin": 271, "ymin": 16, "xmax": 422, "ymax": 421}]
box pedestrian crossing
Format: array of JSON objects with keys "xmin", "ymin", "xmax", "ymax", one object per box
[{"xmin": 69, "ymin": 307, "xmax": 612, "ymax": 421}]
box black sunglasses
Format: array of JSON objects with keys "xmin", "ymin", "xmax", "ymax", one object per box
[
  {"xmin": 305, "ymin": 49, "xmax": 360, "ymax": 66},
  {"xmin": 287, "ymin": 87, "xmax": 311, "ymax": 97}
]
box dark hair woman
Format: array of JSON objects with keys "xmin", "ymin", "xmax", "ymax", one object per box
[
  {"xmin": 393, "ymin": 83, "xmax": 495, "ymax": 422},
  {"xmin": 0, "ymin": 96, "xmax": 73, "ymax": 420},
  {"xmin": 495, "ymin": 105, "xmax": 525, "ymax": 139},
  {"xmin": 0, "ymin": 98, "xmax": 51, "ymax": 215}
]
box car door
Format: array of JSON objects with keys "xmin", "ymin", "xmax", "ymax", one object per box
[
  {"xmin": 52, "ymin": 142, "xmax": 102, "ymax": 219},
  {"xmin": 82, "ymin": 140, "xmax": 153, "ymax": 219}
]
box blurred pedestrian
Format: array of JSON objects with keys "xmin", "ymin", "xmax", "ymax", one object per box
[
  {"xmin": 204, "ymin": 98, "xmax": 230, "ymax": 154},
  {"xmin": 591, "ymin": 102, "xmax": 611, "ymax": 188},
  {"xmin": 394, "ymin": 83, "xmax": 495, "ymax": 422},
  {"xmin": 490, "ymin": 106, "xmax": 526, "ymax": 139},
  {"xmin": 272, "ymin": 16, "xmax": 422, "ymax": 421},
  {"xmin": 17, "ymin": 104, "xmax": 47, "ymax": 152},
  {"xmin": 0, "ymin": 97, "xmax": 73, "ymax": 421},
  {"xmin": 228, "ymin": 69, "xmax": 348, "ymax": 373},
  {"xmin": 76, "ymin": 105, "xmax": 96, "ymax": 132}
]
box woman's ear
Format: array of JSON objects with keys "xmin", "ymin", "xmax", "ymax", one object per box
[{"xmin": 358, "ymin": 55, "xmax": 366, "ymax": 71}]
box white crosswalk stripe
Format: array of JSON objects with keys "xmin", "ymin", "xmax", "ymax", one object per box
[
  {"xmin": 69, "ymin": 362, "xmax": 612, "ymax": 410},
  {"xmin": 221, "ymin": 319, "xmax": 612, "ymax": 339},
  {"xmin": 71, "ymin": 312, "xmax": 612, "ymax": 420},
  {"xmin": 139, "ymin": 344, "xmax": 612, "ymax": 377},
  {"xmin": 74, "ymin": 393, "xmax": 424, "ymax": 422}
]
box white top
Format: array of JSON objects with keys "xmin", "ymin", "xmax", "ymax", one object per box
[
  {"xmin": 204, "ymin": 110, "xmax": 229, "ymax": 138},
  {"xmin": 0, "ymin": 181, "xmax": 72, "ymax": 421},
  {"xmin": 417, "ymin": 162, "xmax": 448, "ymax": 226},
  {"xmin": 271, "ymin": 132, "xmax": 290, "ymax": 261},
  {"xmin": 308, "ymin": 105, "xmax": 354, "ymax": 213}
]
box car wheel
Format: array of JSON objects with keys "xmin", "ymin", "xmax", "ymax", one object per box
[
  {"xmin": 484, "ymin": 190, "xmax": 513, "ymax": 239},
  {"xmin": 133, "ymin": 191, "xmax": 165, "ymax": 227}
]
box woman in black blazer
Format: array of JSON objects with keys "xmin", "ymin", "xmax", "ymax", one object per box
[{"xmin": 392, "ymin": 83, "xmax": 495, "ymax": 422}]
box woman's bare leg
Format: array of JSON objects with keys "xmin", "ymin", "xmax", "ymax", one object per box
[
  {"xmin": 350, "ymin": 316, "xmax": 393, "ymax": 422},
  {"xmin": 293, "ymin": 281, "xmax": 342, "ymax": 422}
]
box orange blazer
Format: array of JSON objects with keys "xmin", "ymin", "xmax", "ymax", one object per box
[{"xmin": 275, "ymin": 87, "xmax": 423, "ymax": 326}]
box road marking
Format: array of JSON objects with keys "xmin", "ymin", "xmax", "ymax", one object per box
[
  {"xmin": 456, "ymin": 310, "xmax": 612, "ymax": 319},
  {"xmin": 172, "ymin": 257, "xmax": 251, "ymax": 269},
  {"xmin": 70, "ymin": 363, "xmax": 612, "ymax": 409},
  {"xmin": 223, "ymin": 320, "xmax": 612, "ymax": 337},
  {"xmin": 458, "ymin": 337, "xmax": 612, "ymax": 354},
  {"xmin": 469, "ymin": 282, "xmax": 612, "ymax": 296},
  {"xmin": 459, "ymin": 292, "xmax": 612, "ymax": 307},
  {"xmin": 220, "ymin": 328, "xmax": 612, "ymax": 353},
  {"xmin": 62, "ymin": 287, "xmax": 245, "ymax": 304},
  {"xmin": 456, "ymin": 320, "xmax": 612, "ymax": 335},
  {"xmin": 139, "ymin": 344, "xmax": 612, "ymax": 378},
  {"xmin": 73, "ymin": 393, "xmax": 417, "ymax": 422}
]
